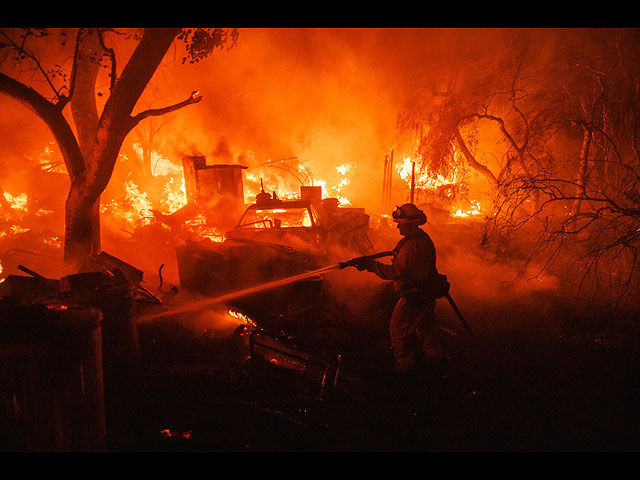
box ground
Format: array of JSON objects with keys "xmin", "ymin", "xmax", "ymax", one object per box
[
  {"xmin": 101, "ymin": 220, "xmax": 640, "ymax": 452},
  {"xmin": 117, "ymin": 307, "xmax": 638, "ymax": 452}
]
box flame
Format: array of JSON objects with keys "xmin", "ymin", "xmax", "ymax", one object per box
[
  {"xmin": 125, "ymin": 181, "xmax": 153, "ymax": 220},
  {"xmin": 43, "ymin": 234, "xmax": 62, "ymax": 248},
  {"xmin": 133, "ymin": 145, "xmax": 183, "ymax": 177},
  {"xmin": 244, "ymin": 162, "xmax": 354, "ymax": 207},
  {"xmin": 10, "ymin": 225, "xmax": 30, "ymax": 234},
  {"xmin": 35, "ymin": 208, "xmax": 54, "ymax": 217},
  {"xmin": 160, "ymin": 177, "xmax": 187, "ymax": 214},
  {"xmin": 331, "ymin": 163, "xmax": 353, "ymax": 205},
  {"xmin": 396, "ymin": 156, "xmax": 462, "ymax": 190},
  {"xmin": 0, "ymin": 135, "xmax": 483, "ymax": 261},
  {"xmin": 37, "ymin": 142, "xmax": 67, "ymax": 173},
  {"xmin": 396, "ymin": 155, "xmax": 483, "ymax": 218},
  {"xmin": 2, "ymin": 191, "xmax": 32, "ymax": 235},
  {"xmin": 3, "ymin": 190, "xmax": 54, "ymax": 219},
  {"xmin": 101, "ymin": 180, "xmax": 154, "ymax": 227},
  {"xmin": 184, "ymin": 213, "xmax": 225, "ymax": 242},
  {"xmin": 228, "ymin": 308, "xmax": 257, "ymax": 328},
  {"xmin": 253, "ymin": 207, "xmax": 313, "ymax": 228},
  {"xmin": 3, "ymin": 191, "xmax": 28, "ymax": 211},
  {"xmin": 452, "ymin": 200, "xmax": 482, "ymax": 217},
  {"xmin": 244, "ymin": 171, "xmax": 299, "ymax": 202},
  {"xmin": 312, "ymin": 163, "xmax": 353, "ymax": 206}
]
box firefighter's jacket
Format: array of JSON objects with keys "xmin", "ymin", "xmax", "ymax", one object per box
[{"xmin": 370, "ymin": 228, "xmax": 437, "ymax": 305}]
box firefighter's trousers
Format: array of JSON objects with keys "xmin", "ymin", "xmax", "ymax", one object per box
[{"xmin": 389, "ymin": 296, "xmax": 442, "ymax": 372}]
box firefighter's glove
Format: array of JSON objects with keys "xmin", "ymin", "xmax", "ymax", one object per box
[{"xmin": 353, "ymin": 257, "xmax": 374, "ymax": 271}]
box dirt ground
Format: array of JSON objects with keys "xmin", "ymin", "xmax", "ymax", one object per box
[{"xmin": 103, "ymin": 221, "xmax": 640, "ymax": 452}]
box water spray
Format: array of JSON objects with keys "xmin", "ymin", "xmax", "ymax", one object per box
[{"xmin": 141, "ymin": 251, "xmax": 394, "ymax": 321}]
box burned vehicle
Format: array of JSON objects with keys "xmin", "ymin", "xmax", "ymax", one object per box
[
  {"xmin": 228, "ymin": 191, "xmax": 322, "ymax": 251},
  {"xmin": 173, "ymin": 157, "xmax": 375, "ymax": 325},
  {"xmin": 176, "ymin": 191, "xmax": 327, "ymax": 320}
]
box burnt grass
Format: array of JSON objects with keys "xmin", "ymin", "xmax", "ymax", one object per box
[{"xmin": 106, "ymin": 223, "xmax": 640, "ymax": 452}]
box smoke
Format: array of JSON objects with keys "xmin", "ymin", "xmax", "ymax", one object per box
[
  {"xmin": 0, "ymin": 28, "xmax": 575, "ymax": 328},
  {"xmin": 140, "ymin": 28, "xmax": 497, "ymax": 208},
  {"xmin": 1, "ymin": 28, "xmax": 540, "ymax": 208}
]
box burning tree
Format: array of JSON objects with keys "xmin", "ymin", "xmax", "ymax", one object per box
[
  {"xmin": 0, "ymin": 27, "xmax": 237, "ymax": 265},
  {"xmin": 396, "ymin": 32, "xmax": 556, "ymax": 200},
  {"xmin": 397, "ymin": 29, "xmax": 640, "ymax": 313}
]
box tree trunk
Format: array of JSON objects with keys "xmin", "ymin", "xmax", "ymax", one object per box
[
  {"xmin": 2, "ymin": 27, "xmax": 193, "ymax": 266},
  {"xmin": 142, "ymin": 142, "xmax": 152, "ymax": 177},
  {"xmin": 71, "ymin": 29, "xmax": 101, "ymax": 151},
  {"xmin": 62, "ymin": 28, "xmax": 181, "ymax": 264},
  {"xmin": 70, "ymin": 29, "xmax": 103, "ymax": 258},
  {"xmin": 64, "ymin": 180, "xmax": 98, "ymax": 262},
  {"xmin": 570, "ymin": 126, "xmax": 593, "ymax": 225},
  {"xmin": 453, "ymin": 128, "xmax": 499, "ymax": 189}
]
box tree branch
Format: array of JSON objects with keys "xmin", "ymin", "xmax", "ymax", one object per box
[
  {"xmin": 453, "ymin": 127, "xmax": 499, "ymax": 188},
  {"xmin": 0, "ymin": 71, "xmax": 85, "ymax": 177},
  {"xmin": 97, "ymin": 28, "xmax": 116, "ymax": 93},
  {"xmin": 58, "ymin": 28, "xmax": 85, "ymax": 111},
  {"xmin": 128, "ymin": 91, "xmax": 203, "ymax": 131},
  {"xmin": 0, "ymin": 29, "xmax": 65, "ymax": 105}
]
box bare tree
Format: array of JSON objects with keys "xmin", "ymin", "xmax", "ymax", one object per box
[
  {"xmin": 479, "ymin": 30, "xmax": 640, "ymax": 312},
  {"xmin": 0, "ymin": 27, "xmax": 237, "ymax": 264},
  {"xmin": 397, "ymin": 29, "xmax": 640, "ymax": 313}
]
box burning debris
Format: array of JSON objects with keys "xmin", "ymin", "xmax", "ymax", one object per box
[{"xmin": 164, "ymin": 154, "xmax": 378, "ymax": 326}]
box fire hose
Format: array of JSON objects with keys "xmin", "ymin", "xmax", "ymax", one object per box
[
  {"xmin": 338, "ymin": 250, "xmax": 394, "ymax": 269},
  {"xmin": 339, "ymin": 251, "xmax": 475, "ymax": 338},
  {"xmin": 146, "ymin": 250, "xmax": 473, "ymax": 337}
]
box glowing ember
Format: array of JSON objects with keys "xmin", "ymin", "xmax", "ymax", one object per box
[
  {"xmin": 10, "ymin": 225, "xmax": 30, "ymax": 234},
  {"xmin": 43, "ymin": 235, "xmax": 62, "ymax": 248},
  {"xmin": 160, "ymin": 429, "xmax": 192, "ymax": 439}
]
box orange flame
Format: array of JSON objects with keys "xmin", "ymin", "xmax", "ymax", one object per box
[
  {"xmin": 396, "ymin": 155, "xmax": 462, "ymax": 191},
  {"xmin": 452, "ymin": 200, "xmax": 482, "ymax": 217},
  {"xmin": 396, "ymin": 155, "xmax": 483, "ymax": 218},
  {"xmin": 3, "ymin": 191, "xmax": 28, "ymax": 211}
]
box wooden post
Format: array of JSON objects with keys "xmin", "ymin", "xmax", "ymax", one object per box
[{"xmin": 410, "ymin": 161, "xmax": 415, "ymax": 204}]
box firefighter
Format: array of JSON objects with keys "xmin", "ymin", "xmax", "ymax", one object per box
[{"xmin": 353, "ymin": 203, "xmax": 443, "ymax": 373}]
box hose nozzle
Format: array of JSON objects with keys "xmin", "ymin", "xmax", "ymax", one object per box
[{"xmin": 339, "ymin": 251, "xmax": 393, "ymax": 269}]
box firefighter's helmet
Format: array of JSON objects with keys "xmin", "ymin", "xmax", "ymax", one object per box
[{"xmin": 392, "ymin": 203, "xmax": 427, "ymax": 225}]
